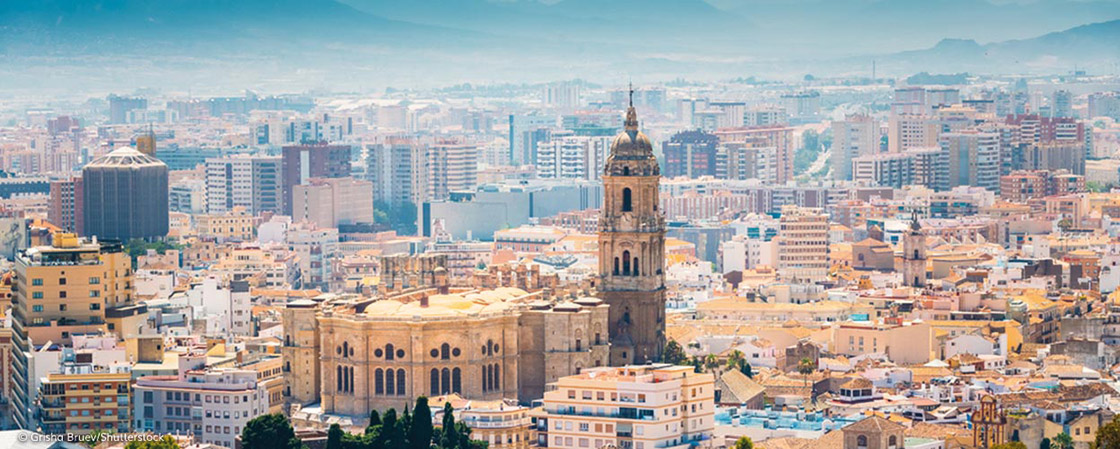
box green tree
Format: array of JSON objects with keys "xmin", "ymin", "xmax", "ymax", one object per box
[
  {"xmin": 739, "ymin": 360, "xmax": 753, "ymax": 378},
  {"xmin": 1054, "ymin": 432, "xmax": 1074, "ymax": 449},
  {"xmin": 439, "ymin": 402, "xmax": 460, "ymax": 449},
  {"xmin": 125, "ymin": 435, "xmax": 180, "ymax": 449},
  {"xmin": 327, "ymin": 424, "xmax": 344, "ymax": 449},
  {"xmin": 368, "ymin": 409, "xmax": 382, "ymax": 434},
  {"xmin": 797, "ymin": 358, "xmax": 815, "ymax": 390},
  {"xmin": 411, "ymin": 397, "xmax": 435, "ymax": 449},
  {"xmin": 703, "ymin": 354, "xmax": 720, "ymax": 372},
  {"xmin": 242, "ymin": 414, "xmax": 299, "ymax": 449},
  {"xmin": 1041, "ymin": 437, "xmax": 1051, "ymax": 449},
  {"xmin": 1097, "ymin": 417, "xmax": 1120, "ymax": 449},
  {"xmin": 734, "ymin": 436, "xmax": 755, "ymax": 449},
  {"xmin": 379, "ymin": 408, "xmax": 404, "ymax": 449},
  {"xmin": 662, "ymin": 340, "xmax": 688, "ymax": 365},
  {"xmin": 726, "ymin": 350, "xmax": 745, "ymax": 371}
]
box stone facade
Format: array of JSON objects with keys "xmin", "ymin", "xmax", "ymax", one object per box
[
  {"xmin": 283, "ymin": 288, "xmax": 608, "ymax": 415},
  {"xmin": 598, "ymin": 100, "xmax": 667, "ymax": 365}
]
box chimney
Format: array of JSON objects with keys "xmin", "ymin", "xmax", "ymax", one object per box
[{"xmin": 420, "ymin": 295, "xmax": 429, "ymax": 308}]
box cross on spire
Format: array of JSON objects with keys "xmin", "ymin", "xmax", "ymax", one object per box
[{"xmin": 628, "ymin": 81, "xmax": 634, "ymax": 107}]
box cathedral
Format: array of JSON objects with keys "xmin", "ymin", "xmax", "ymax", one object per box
[{"xmin": 598, "ymin": 91, "xmax": 667, "ymax": 365}]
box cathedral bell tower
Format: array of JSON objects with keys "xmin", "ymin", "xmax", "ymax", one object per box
[{"xmin": 598, "ymin": 88, "xmax": 666, "ymax": 365}]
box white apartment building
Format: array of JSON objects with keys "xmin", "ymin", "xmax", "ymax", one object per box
[
  {"xmin": 133, "ymin": 366, "xmax": 270, "ymax": 448},
  {"xmin": 532, "ymin": 365, "xmax": 715, "ymax": 449},
  {"xmin": 204, "ymin": 156, "xmax": 282, "ymax": 215},
  {"xmin": 852, "ymin": 152, "xmax": 915, "ymax": 189},
  {"xmin": 286, "ymin": 225, "xmax": 339, "ymax": 289},
  {"xmin": 536, "ymin": 136, "xmax": 610, "ymax": 181},
  {"xmin": 831, "ymin": 115, "xmax": 879, "ymax": 181},
  {"xmin": 185, "ymin": 276, "xmax": 252, "ymax": 337}
]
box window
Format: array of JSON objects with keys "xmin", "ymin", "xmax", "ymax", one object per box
[
  {"xmin": 441, "ymin": 343, "xmax": 450, "ymax": 360},
  {"xmin": 32, "ymin": 278, "xmax": 42, "ymax": 286},
  {"xmin": 32, "ymin": 305, "xmax": 42, "ymax": 312},
  {"xmin": 89, "ymin": 290, "xmax": 99, "ymax": 298},
  {"xmin": 32, "ymin": 291, "xmax": 43, "ymax": 299},
  {"xmin": 857, "ymin": 435, "xmax": 868, "ymax": 449},
  {"xmin": 89, "ymin": 277, "xmax": 99, "ymax": 284},
  {"xmin": 622, "ymin": 188, "xmax": 632, "ymax": 212}
]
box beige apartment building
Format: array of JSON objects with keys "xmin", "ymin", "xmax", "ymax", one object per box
[
  {"xmin": 532, "ymin": 364, "xmax": 716, "ymax": 449},
  {"xmin": 831, "ymin": 320, "xmax": 934, "ymax": 365},
  {"xmin": 776, "ymin": 205, "xmax": 830, "ymax": 283}
]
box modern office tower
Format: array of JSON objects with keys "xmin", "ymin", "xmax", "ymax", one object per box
[
  {"xmin": 543, "ymin": 82, "xmax": 581, "ymax": 109},
  {"xmin": 714, "ymin": 126, "xmax": 795, "ymax": 183},
  {"xmin": 852, "ymin": 152, "xmax": 915, "ymax": 189},
  {"xmin": 281, "ymin": 143, "xmax": 352, "ymax": 215},
  {"xmin": 366, "ymin": 139, "xmax": 423, "ymax": 206},
  {"xmin": 286, "ymin": 225, "xmax": 339, "ymax": 289},
  {"xmin": 938, "ymin": 131, "xmax": 1001, "ymax": 192},
  {"xmin": 1052, "ymin": 90, "xmax": 1074, "ymax": 118},
  {"xmin": 204, "ymin": 156, "xmax": 282, "ymax": 215},
  {"xmin": 509, "ymin": 114, "xmax": 556, "ymax": 166},
  {"xmin": 831, "ymin": 114, "xmax": 880, "ymax": 181},
  {"xmin": 662, "ymin": 129, "xmax": 720, "ymax": 179},
  {"xmin": 424, "ymin": 141, "xmax": 479, "ymax": 201},
  {"xmin": 108, "ymin": 95, "xmax": 147, "ymax": 124},
  {"xmin": 11, "ymin": 235, "xmax": 133, "ymax": 429},
  {"xmin": 776, "ymin": 205, "xmax": 829, "ymax": 283},
  {"xmin": 82, "ymin": 147, "xmax": 169, "ymax": 241},
  {"xmin": 292, "ymin": 177, "xmax": 375, "ymax": 228},
  {"xmin": 598, "ymin": 101, "xmax": 666, "ymax": 366},
  {"xmin": 38, "ymin": 362, "xmax": 131, "ymax": 435},
  {"xmin": 717, "ymin": 142, "xmax": 777, "ymax": 183},
  {"xmin": 531, "ymin": 365, "xmax": 715, "ymax": 449},
  {"xmin": 48, "ymin": 176, "xmax": 83, "ymax": 234},
  {"xmin": 887, "ymin": 114, "xmax": 938, "ymax": 153},
  {"xmin": 133, "ymin": 368, "xmax": 271, "ymax": 447},
  {"xmin": 535, "ymin": 135, "xmax": 611, "ymax": 181},
  {"xmin": 780, "ymin": 91, "xmax": 821, "ymax": 122}
]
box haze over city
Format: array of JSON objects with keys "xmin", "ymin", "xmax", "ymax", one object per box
[{"xmin": 3, "ymin": 2, "xmax": 1120, "ymax": 449}]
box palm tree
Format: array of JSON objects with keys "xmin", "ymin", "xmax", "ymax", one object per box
[
  {"xmin": 1053, "ymin": 432, "xmax": 1074, "ymax": 449},
  {"xmin": 726, "ymin": 350, "xmax": 746, "ymax": 371},
  {"xmin": 704, "ymin": 354, "xmax": 720, "ymax": 373},
  {"xmin": 797, "ymin": 358, "xmax": 815, "ymax": 392}
]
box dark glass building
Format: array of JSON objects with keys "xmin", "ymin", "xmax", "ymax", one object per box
[{"xmin": 82, "ymin": 147, "xmax": 169, "ymax": 241}]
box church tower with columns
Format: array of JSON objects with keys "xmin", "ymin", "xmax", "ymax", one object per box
[{"xmin": 598, "ymin": 89, "xmax": 666, "ymax": 365}]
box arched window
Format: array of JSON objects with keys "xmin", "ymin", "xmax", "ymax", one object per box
[
  {"xmin": 633, "ymin": 257, "xmax": 639, "ymax": 276},
  {"xmin": 482, "ymin": 365, "xmax": 489, "ymax": 393},
  {"xmin": 429, "ymin": 369, "xmax": 439, "ymax": 396},
  {"xmin": 613, "ymin": 258, "xmax": 620, "ymax": 275},
  {"xmin": 441, "ymin": 368, "xmax": 451, "ymax": 394},
  {"xmin": 623, "ymin": 166, "xmax": 630, "ymax": 176},
  {"xmin": 913, "ymin": 250, "xmax": 920, "ymax": 259},
  {"xmin": 441, "ymin": 343, "xmax": 450, "ymax": 360},
  {"xmin": 396, "ymin": 369, "xmax": 406, "ymax": 396},
  {"xmin": 492, "ymin": 364, "xmax": 500, "ymax": 391},
  {"xmin": 385, "ymin": 344, "xmax": 394, "ymax": 361},
  {"xmin": 888, "ymin": 436, "xmax": 898, "ymax": 449},
  {"xmin": 622, "ymin": 188, "xmax": 632, "ymax": 212},
  {"xmin": 385, "ymin": 368, "xmax": 395, "ymax": 396},
  {"xmin": 342, "ymin": 342, "xmax": 349, "ymax": 358},
  {"xmin": 857, "ymin": 435, "xmax": 868, "ymax": 449},
  {"xmin": 375, "ymin": 368, "xmax": 384, "ymax": 395},
  {"xmin": 575, "ymin": 339, "xmax": 582, "ymax": 352},
  {"xmin": 622, "ymin": 251, "xmax": 631, "ymax": 275},
  {"xmin": 452, "ymin": 368, "xmax": 462, "ymax": 394},
  {"xmin": 337, "ymin": 366, "xmax": 343, "ymax": 392}
]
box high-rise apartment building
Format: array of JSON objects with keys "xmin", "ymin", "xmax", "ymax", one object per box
[
  {"xmin": 852, "ymin": 152, "xmax": 914, "ymax": 189},
  {"xmin": 108, "ymin": 95, "xmax": 147, "ymax": 124},
  {"xmin": 887, "ymin": 114, "xmax": 938, "ymax": 153},
  {"xmin": 776, "ymin": 205, "xmax": 829, "ymax": 283},
  {"xmin": 425, "ymin": 141, "xmax": 479, "ymax": 201},
  {"xmin": 292, "ymin": 177, "xmax": 375, "ymax": 228},
  {"xmin": 714, "ymin": 126, "xmax": 795, "ymax": 183},
  {"xmin": 48, "ymin": 176, "xmax": 83, "ymax": 234},
  {"xmin": 663, "ymin": 130, "xmax": 720, "ymax": 179},
  {"xmin": 716, "ymin": 142, "xmax": 776, "ymax": 184},
  {"xmin": 535, "ymin": 135, "xmax": 611, "ymax": 181},
  {"xmin": 286, "ymin": 225, "xmax": 339, "ymax": 289},
  {"xmin": 1052, "ymin": 90, "xmax": 1073, "ymax": 118},
  {"xmin": 82, "ymin": 147, "xmax": 169, "ymax": 241},
  {"xmin": 205, "ymin": 155, "xmax": 283, "ymax": 215},
  {"xmin": 831, "ymin": 114, "xmax": 880, "ymax": 181},
  {"xmin": 938, "ymin": 131, "xmax": 1000, "ymax": 192},
  {"xmin": 38, "ymin": 363, "xmax": 131, "ymax": 435},
  {"xmin": 281, "ymin": 143, "xmax": 352, "ymax": 215},
  {"xmin": 11, "ymin": 235, "xmax": 133, "ymax": 429},
  {"xmin": 531, "ymin": 365, "xmax": 715, "ymax": 449},
  {"xmin": 366, "ymin": 139, "xmax": 423, "ymax": 206}
]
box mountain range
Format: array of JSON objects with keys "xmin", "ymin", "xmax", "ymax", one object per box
[{"xmin": 1, "ymin": 0, "xmax": 1119, "ymax": 94}]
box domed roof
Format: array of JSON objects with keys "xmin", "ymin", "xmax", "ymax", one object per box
[
  {"xmin": 85, "ymin": 147, "xmax": 166, "ymax": 168},
  {"xmin": 604, "ymin": 98, "xmax": 660, "ymax": 177}
]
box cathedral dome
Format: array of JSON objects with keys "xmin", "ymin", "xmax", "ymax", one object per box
[{"xmin": 605, "ymin": 103, "xmax": 660, "ymax": 177}]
